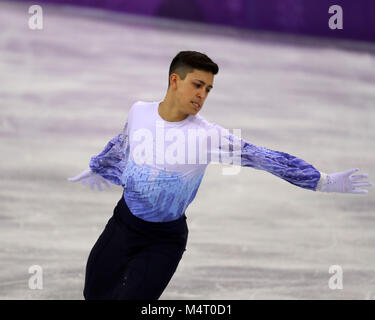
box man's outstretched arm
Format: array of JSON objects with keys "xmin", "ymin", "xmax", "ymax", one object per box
[
  {"xmin": 239, "ymin": 139, "xmax": 323, "ymax": 191},
  {"xmin": 68, "ymin": 121, "xmax": 130, "ymax": 190},
  {"xmin": 240, "ymin": 140, "xmax": 372, "ymax": 193},
  {"xmin": 209, "ymin": 121, "xmax": 372, "ymax": 194},
  {"xmin": 89, "ymin": 121, "xmax": 130, "ymax": 186}
]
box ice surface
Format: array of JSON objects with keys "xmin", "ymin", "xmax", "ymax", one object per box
[{"xmin": 1, "ymin": 1, "xmax": 375, "ymax": 300}]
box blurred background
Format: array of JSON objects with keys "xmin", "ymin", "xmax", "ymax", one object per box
[
  {"xmin": 1, "ymin": 0, "xmax": 374, "ymax": 299},
  {"xmin": 13, "ymin": 0, "xmax": 375, "ymax": 42}
]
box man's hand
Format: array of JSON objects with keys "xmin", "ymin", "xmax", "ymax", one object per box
[
  {"xmin": 67, "ymin": 168, "xmax": 112, "ymax": 191},
  {"xmin": 320, "ymin": 168, "xmax": 372, "ymax": 194}
]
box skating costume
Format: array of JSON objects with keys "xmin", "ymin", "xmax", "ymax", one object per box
[{"xmin": 89, "ymin": 100, "xmax": 323, "ymax": 222}]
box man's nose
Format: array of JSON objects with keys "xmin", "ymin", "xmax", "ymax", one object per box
[{"xmin": 197, "ymin": 89, "xmax": 206, "ymax": 100}]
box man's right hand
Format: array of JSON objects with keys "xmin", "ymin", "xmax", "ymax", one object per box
[{"xmin": 67, "ymin": 168, "xmax": 112, "ymax": 191}]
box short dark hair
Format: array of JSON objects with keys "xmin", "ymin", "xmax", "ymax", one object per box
[{"xmin": 168, "ymin": 51, "xmax": 219, "ymax": 87}]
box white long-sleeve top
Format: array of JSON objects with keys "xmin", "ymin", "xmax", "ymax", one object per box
[{"xmin": 89, "ymin": 100, "xmax": 324, "ymax": 222}]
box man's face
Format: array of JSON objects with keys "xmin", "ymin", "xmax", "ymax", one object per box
[{"xmin": 172, "ymin": 69, "xmax": 214, "ymax": 115}]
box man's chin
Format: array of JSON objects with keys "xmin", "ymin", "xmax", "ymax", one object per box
[
  {"xmin": 184, "ymin": 109, "xmax": 198, "ymax": 116},
  {"xmin": 190, "ymin": 109, "xmax": 200, "ymax": 116},
  {"xmin": 192, "ymin": 107, "xmax": 201, "ymax": 114}
]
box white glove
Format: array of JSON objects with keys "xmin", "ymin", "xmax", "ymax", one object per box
[
  {"xmin": 67, "ymin": 168, "xmax": 112, "ymax": 191},
  {"xmin": 319, "ymin": 168, "xmax": 372, "ymax": 194}
]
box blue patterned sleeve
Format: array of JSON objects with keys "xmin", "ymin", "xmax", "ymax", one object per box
[
  {"xmin": 209, "ymin": 124, "xmax": 322, "ymax": 191},
  {"xmin": 239, "ymin": 138, "xmax": 321, "ymax": 191},
  {"xmin": 89, "ymin": 122, "xmax": 130, "ymax": 186}
]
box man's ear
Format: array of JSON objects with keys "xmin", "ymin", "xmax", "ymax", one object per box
[{"xmin": 169, "ymin": 73, "xmax": 179, "ymax": 89}]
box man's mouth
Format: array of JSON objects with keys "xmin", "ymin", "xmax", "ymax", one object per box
[{"xmin": 191, "ymin": 101, "xmax": 201, "ymax": 110}]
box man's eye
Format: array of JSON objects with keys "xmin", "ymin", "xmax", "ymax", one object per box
[{"xmin": 194, "ymin": 84, "xmax": 201, "ymax": 88}]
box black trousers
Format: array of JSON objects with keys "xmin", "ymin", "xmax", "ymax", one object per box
[{"xmin": 83, "ymin": 195, "xmax": 188, "ymax": 300}]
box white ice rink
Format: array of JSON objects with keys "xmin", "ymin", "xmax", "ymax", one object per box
[{"xmin": 1, "ymin": 1, "xmax": 375, "ymax": 299}]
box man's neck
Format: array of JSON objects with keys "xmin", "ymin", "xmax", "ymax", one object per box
[{"xmin": 158, "ymin": 98, "xmax": 189, "ymax": 122}]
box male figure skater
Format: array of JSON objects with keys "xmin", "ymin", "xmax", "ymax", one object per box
[{"xmin": 68, "ymin": 51, "xmax": 372, "ymax": 300}]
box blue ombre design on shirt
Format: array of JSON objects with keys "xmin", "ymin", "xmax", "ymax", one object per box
[
  {"xmin": 120, "ymin": 159, "xmax": 204, "ymax": 222},
  {"xmin": 89, "ymin": 101, "xmax": 321, "ymax": 222}
]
